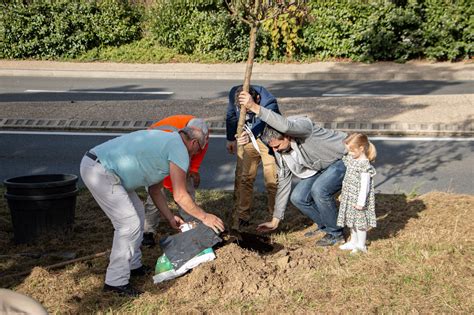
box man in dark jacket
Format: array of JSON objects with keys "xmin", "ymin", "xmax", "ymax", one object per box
[
  {"xmin": 238, "ymin": 90, "xmax": 348, "ymax": 247},
  {"xmin": 226, "ymin": 85, "xmax": 280, "ymax": 229}
]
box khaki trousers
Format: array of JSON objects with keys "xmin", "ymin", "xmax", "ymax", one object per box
[{"xmin": 236, "ymin": 139, "xmax": 277, "ymax": 222}]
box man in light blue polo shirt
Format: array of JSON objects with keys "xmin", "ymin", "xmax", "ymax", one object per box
[{"xmin": 80, "ymin": 127, "xmax": 224, "ymax": 297}]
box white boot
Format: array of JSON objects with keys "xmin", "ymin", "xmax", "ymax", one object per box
[
  {"xmin": 339, "ymin": 228, "xmax": 357, "ymax": 250},
  {"xmin": 351, "ymin": 229, "xmax": 367, "ymax": 254}
]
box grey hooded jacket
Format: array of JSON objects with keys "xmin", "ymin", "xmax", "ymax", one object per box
[{"xmin": 257, "ymin": 107, "xmax": 347, "ymax": 220}]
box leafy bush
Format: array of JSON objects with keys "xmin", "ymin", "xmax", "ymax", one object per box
[
  {"xmin": 303, "ymin": 1, "xmax": 426, "ymax": 62},
  {"xmin": 149, "ymin": 0, "xmax": 257, "ymax": 61},
  {"xmin": 261, "ymin": 4, "xmax": 309, "ymax": 60},
  {"xmin": 1, "ymin": 0, "xmax": 471, "ymax": 62},
  {"xmin": 301, "ymin": 1, "xmax": 375, "ymax": 60},
  {"xmin": 0, "ymin": 0, "xmax": 142, "ymax": 59},
  {"xmin": 356, "ymin": 2, "xmax": 425, "ymax": 62},
  {"xmin": 92, "ymin": 0, "xmax": 143, "ymax": 47},
  {"xmin": 301, "ymin": 0, "xmax": 471, "ymax": 62},
  {"xmin": 422, "ymin": 0, "xmax": 473, "ymax": 61}
]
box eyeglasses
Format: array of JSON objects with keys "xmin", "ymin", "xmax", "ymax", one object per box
[{"xmin": 192, "ymin": 138, "xmax": 205, "ymax": 150}]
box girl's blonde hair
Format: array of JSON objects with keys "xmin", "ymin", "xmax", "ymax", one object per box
[{"xmin": 344, "ymin": 133, "xmax": 377, "ymax": 161}]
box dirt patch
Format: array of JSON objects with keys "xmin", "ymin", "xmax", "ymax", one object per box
[
  {"xmin": 228, "ymin": 232, "xmax": 278, "ymax": 254},
  {"xmin": 1, "ymin": 189, "xmax": 473, "ymax": 313}
]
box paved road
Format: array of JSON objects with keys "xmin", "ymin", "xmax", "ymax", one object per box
[
  {"xmin": 0, "ymin": 77, "xmax": 472, "ymax": 102},
  {"xmin": 1, "ymin": 132, "xmax": 473, "ymax": 195}
]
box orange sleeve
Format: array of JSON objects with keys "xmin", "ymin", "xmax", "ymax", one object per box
[
  {"xmin": 162, "ymin": 176, "xmax": 173, "ymax": 192},
  {"xmin": 189, "ymin": 142, "xmax": 208, "ymax": 173},
  {"xmin": 149, "ymin": 115, "xmax": 195, "ymax": 131}
]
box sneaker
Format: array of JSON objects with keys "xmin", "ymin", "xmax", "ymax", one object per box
[
  {"xmin": 315, "ymin": 233, "xmax": 344, "ymax": 247},
  {"xmin": 142, "ymin": 232, "xmax": 156, "ymax": 248},
  {"xmin": 339, "ymin": 242, "xmax": 356, "ymax": 250},
  {"xmin": 304, "ymin": 227, "xmax": 323, "ymax": 238},
  {"xmin": 103, "ymin": 283, "xmax": 143, "ymax": 297},
  {"xmin": 130, "ymin": 264, "xmax": 153, "ymax": 277}
]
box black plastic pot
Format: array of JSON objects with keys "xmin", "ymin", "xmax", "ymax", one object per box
[{"xmin": 4, "ymin": 174, "xmax": 78, "ymax": 244}]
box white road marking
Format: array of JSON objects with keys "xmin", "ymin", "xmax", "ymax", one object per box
[
  {"xmin": 370, "ymin": 136, "xmax": 474, "ymax": 142},
  {"xmin": 0, "ymin": 131, "xmax": 125, "ymax": 136},
  {"xmin": 24, "ymin": 89, "xmax": 173, "ymax": 95},
  {"xmin": 322, "ymin": 93, "xmax": 405, "ymax": 97},
  {"xmin": 0, "ymin": 131, "xmax": 473, "ymax": 141}
]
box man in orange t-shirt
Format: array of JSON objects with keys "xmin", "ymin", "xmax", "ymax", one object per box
[{"xmin": 142, "ymin": 115, "xmax": 209, "ymax": 247}]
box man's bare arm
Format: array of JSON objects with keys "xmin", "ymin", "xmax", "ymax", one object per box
[
  {"xmin": 170, "ymin": 162, "xmax": 225, "ymax": 233},
  {"xmin": 148, "ymin": 182, "xmax": 183, "ymax": 230}
]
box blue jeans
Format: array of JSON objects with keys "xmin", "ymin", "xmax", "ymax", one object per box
[{"xmin": 290, "ymin": 159, "xmax": 346, "ymax": 237}]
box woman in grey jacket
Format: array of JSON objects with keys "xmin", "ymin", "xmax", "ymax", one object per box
[{"xmin": 238, "ymin": 91, "xmax": 348, "ymax": 247}]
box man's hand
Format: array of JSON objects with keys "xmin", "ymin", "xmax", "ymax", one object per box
[
  {"xmin": 256, "ymin": 218, "xmax": 280, "ymax": 233},
  {"xmin": 238, "ymin": 91, "xmax": 260, "ymax": 114},
  {"xmin": 189, "ymin": 171, "xmax": 200, "ymax": 188},
  {"xmin": 226, "ymin": 140, "xmax": 236, "ymax": 154},
  {"xmin": 168, "ymin": 215, "xmax": 185, "ymax": 230},
  {"xmin": 170, "ymin": 162, "xmax": 224, "ymax": 233},
  {"xmin": 202, "ymin": 213, "xmax": 225, "ymax": 234},
  {"xmin": 354, "ymin": 205, "xmax": 364, "ymax": 210},
  {"xmin": 236, "ymin": 131, "xmax": 250, "ymax": 146}
]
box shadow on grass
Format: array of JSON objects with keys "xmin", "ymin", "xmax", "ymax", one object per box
[
  {"xmin": 0, "ymin": 189, "xmax": 112, "ymax": 288},
  {"xmin": 369, "ymin": 193, "xmax": 426, "ymax": 242},
  {"xmin": 197, "ymin": 189, "xmax": 428, "ymax": 246},
  {"xmin": 198, "ymin": 189, "xmax": 313, "ymax": 235}
]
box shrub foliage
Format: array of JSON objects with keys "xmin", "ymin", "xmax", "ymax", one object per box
[
  {"xmin": 0, "ymin": 0, "xmax": 471, "ymax": 61},
  {"xmin": 0, "ymin": 0, "xmax": 142, "ymax": 59}
]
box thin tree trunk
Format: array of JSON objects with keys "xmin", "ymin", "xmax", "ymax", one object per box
[
  {"xmin": 237, "ymin": 24, "xmax": 258, "ymax": 139},
  {"xmin": 232, "ymin": 25, "xmax": 258, "ymax": 230}
]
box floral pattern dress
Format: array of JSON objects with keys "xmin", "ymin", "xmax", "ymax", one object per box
[{"xmin": 337, "ymin": 155, "xmax": 377, "ymax": 230}]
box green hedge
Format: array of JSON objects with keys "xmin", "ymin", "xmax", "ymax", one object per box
[
  {"xmin": 0, "ymin": 0, "xmax": 142, "ymax": 59},
  {"xmin": 0, "ymin": 0, "xmax": 471, "ymax": 61},
  {"xmin": 302, "ymin": 0, "xmax": 472, "ymax": 62},
  {"xmin": 422, "ymin": 0, "xmax": 473, "ymax": 61},
  {"xmin": 148, "ymin": 1, "xmax": 270, "ymax": 62},
  {"xmin": 301, "ymin": 1, "xmax": 375, "ymax": 60}
]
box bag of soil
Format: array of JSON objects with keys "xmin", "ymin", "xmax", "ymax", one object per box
[
  {"xmin": 153, "ymin": 248, "xmax": 215, "ymax": 284},
  {"xmin": 159, "ymin": 222, "xmax": 221, "ymax": 269},
  {"xmin": 153, "ymin": 222, "xmax": 221, "ymax": 283}
]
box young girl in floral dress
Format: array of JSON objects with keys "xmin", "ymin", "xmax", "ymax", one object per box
[{"xmin": 337, "ymin": 133, "xmax": 377, "ymax": 253}]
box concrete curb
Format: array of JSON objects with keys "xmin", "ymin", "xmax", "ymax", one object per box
[{"xmin": 1, "ymin": 118, "xmax": 472, "ymax": 137}]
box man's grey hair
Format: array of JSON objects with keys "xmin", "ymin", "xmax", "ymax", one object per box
[
  {"xmin": 180, "ymin": 126, "xmax": 206, "ymax": 149},
  {"xmin": 261, "ymin": 125, "xmax": 284, "ymax": 146},
  {"xmin": 187, "ymin": 118, "xmax": 209, "ymax": 137}
]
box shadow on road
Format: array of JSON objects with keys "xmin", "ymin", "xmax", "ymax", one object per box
[{"xmin": 373, "ymin": 139, "xmax": 473, "ymax": 194}]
